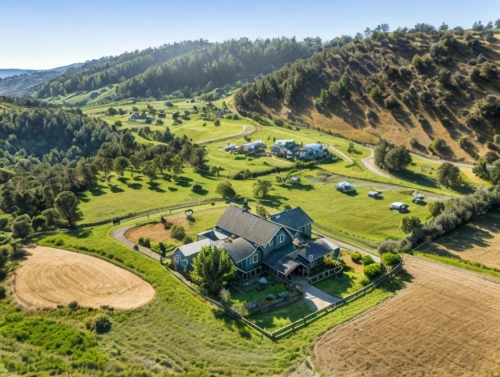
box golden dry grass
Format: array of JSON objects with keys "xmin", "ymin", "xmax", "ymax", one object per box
[
  {"xmin": 313, "ymin": 256, "xmax": 500, "ymax": 377},
  {"xmin": 423, "ymin": 210, "xmax": 500, "ymax": 270},
  {"xmin": 12, "ymin": 246, "xmax": 155, "ymax": 310}
]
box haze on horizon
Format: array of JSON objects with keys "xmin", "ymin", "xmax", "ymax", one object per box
[{"xmin": 1, "ymin": 0, "xmax": 499, "ymax": 70}]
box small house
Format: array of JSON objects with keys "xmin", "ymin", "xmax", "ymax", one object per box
[
  {"xmin": 275, "ymin": 140, "xmax": 295, "ymax": 148},
  {"xmin": 172, "ymin": 239, "xmax": 213, "ymax": 272}
]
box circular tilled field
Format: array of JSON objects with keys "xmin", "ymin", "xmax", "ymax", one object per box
[{"xmin": 13, "ymin": 246, "xmax": 155, "ymax": 310}]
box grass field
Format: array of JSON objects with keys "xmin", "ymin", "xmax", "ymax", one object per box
[
  {"xmin": 78, "ymin": 168, "xmax": 437, "ymax": 250},
  {"xmin": 0, "ymin": 223, "xmax": 401, "ymax": 376},
  {"xmin": 312, "ymin": 256, "xmax": 500, "ymax": 377}
]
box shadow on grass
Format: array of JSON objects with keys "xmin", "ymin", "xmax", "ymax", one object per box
[
  {"xmin": 175, "ymin": 177, "xmax": 193, "ymax": 187},
  {"xmin": 134, "ymin": 176, "xmax": 143, "ymax": 181},
  {"xmin": 67, "ymin": 228, "xmax": 93, "ymax": 239},
  {"xmin": 117, "ymin": 177, "xmax": 130, "ymax": 184},
  {"xmin": 391, "ymin": 170, "xmax": 439, "ymax": 189},
  {"xmin": 128, "ymin": 183, "xmax": 143, "ymax": 190},
  {"xmin": 148, "ymin": 182, "xmax": 166, "ymax": 193},
  {"xmin": 89, "ymin": 185, "xmax": 107, "ymax": 197},
  {"xmin": 217, "ymin": 311, "xmax": 253, "ymax": 339},
  {"xmin": 259, "ymin": 194, "xmax": 289, "ymax": 209},
  {"xmin": 192, "ymin": 189, "xmax": 209, "ymax": 196},
  {"xmin": 109, "ymin": 184, "xmax": 125, "ymax": 193}
]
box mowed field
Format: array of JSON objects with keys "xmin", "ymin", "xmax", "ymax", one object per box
[
  {"xmin": 12, "ymin": 246, "xmax": 155, "ymax": 310},
  {"xmin": 312, "ymin": 256, "xmax": 500, "ymax": 377},
  {"xmin": 421, "ymin": 210, "xmax": 500, "ymax": 270}
]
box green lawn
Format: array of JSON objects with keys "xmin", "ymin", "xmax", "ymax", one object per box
[
  {"xmin": 314, "ymin": 270, "xmax": 365, "ymax": 299},
  {"xmin": 172, "ymin": 119, "xmax": 253, "ymax": 143},
  {"xmin": 231, "ymin": 282, "xmax": 288, "ymax": 305},
  {"xmin": 0, "ymin": 222, "xmax": 404, "ymax": 376},
  {"xmin": 249, "ymin": 300, "xmax": 314, "ymax": 332}
]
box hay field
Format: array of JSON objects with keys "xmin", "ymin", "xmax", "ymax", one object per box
[
  {"xmin": 422, "ymin": 210, "xmax": 500, "ymax": 270},
  {"xmin": 13, "ymin": 246, "xmax": 155, "ymax": 310},
  {"xmin": 313, "ymin": 256, "xmax": 500, "ymax": 377}
]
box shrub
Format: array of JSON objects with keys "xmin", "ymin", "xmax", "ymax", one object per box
[
  {"xmin": 0, "ymin": 286, "xmax": 5, "ymax": 299},
  {"xmin": 428, "ymin": 201, "xmax": 445, "ymax": 217},
  {"xmin": 362, "ymin": 255, "xmax": 375, "ymax": 265},
  {"xmin": 351, "ymin": 251, "xmax": 362, "ymax": 263},
  {"xmin": 364, "ymin": 264, "xmax": 382, "ymax": 279},
  {"xmin": 381, "ymin": 252, "xmax": 402, "ymax": 267},
  {"xmin": 94, "ymin": 316, "xmax": 112, "ymax": 334},
  {"xmin": 133, "ymin": 245, "xmax": 139, "ymax": 251},
  {"xmin": 377, "ymin": 239, "xmax": 398, "ymax": 254},
  {"xmin": 68, "ymin": 301, "xmax": 79, "ymax": 310},
  {"xmin": 171, "ymin": 225, "xmax": 186, "ymax": 241},
  {"xmin": 182, "ymin": 235, "xmax": 194, "ymax": 244},
  {"xmin": 143, "ymin": 238, "xmax": 151, "ymax": 248},
  {"xmin": 32, "ymin": 215, "xmax": 47, "ymax": 231}
]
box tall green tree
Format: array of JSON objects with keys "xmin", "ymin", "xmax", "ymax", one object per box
[
  {"xmin": 437, "ymin": 162, "xmax": 461, "ymax": 188},
  {"xmin": 253, "ymin": 180, "xmax": 272, "ymax": 198},
  {"xmin": 54, "ymin": 191, "xmax": 82, "ymax": 228},
  {"xmin": 114, "ymin": 157, "xmax": 130, "ymax": 177},
  {"xmin": 191, "ymin": 245, "xmax": 237, "ymax": 294},
  {"xmin": 400, "ymin": 216, "xmax": 423, "ymax": 234},
  {"xmin": 216, "ymin": 182, "xmax": 236, "ymax": 198},
  {"xmin": 384, "ymin": 146, "xmax": 412, "ymax": 172}
]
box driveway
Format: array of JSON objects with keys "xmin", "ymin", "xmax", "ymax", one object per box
[
  {"xmin": 360, "ymin": 148, "xmax": 392, "ymax": 179},
  {"xmin": 293, "ymin": 277, "xmax": 342, "ymax": 311},
  {"xmin": 110, "ymin": 225, "xmax": 161, "ymax": 262},
  {"xmin": 327, "ymin": 145, "xmax": 353, "ymax": 163}
]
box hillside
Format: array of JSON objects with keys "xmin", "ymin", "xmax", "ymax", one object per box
[
  {"xmin": 236, "ymin": 29, "xmax": 500, "ymax": 162},
  {"xmin": 0, "ymin": 63, "xmax": 84, "ymax": 97},
  {"xmin": 26, "ymin": 37, "xmax": 323, "ymax": 106}
]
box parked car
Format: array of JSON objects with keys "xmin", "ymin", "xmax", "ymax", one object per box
[
  {"xmin": 412, "ymin": 194, "xmax": 425, "ymax": 203},
  {"xmin": 390, "ymin": 202, "xmax": 409, "ymax": 211},
  {"xmin": 336, "ymin": 182, "xmax": 355, "ymax": 193},
  {"xmin": 368, "ymin": 190, "xmax": 382, "ymax": 198}
]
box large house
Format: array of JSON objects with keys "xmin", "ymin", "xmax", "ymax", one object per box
[{"xmin": 172, "ymin": 205, "xmax": 340, "ymax": 283}]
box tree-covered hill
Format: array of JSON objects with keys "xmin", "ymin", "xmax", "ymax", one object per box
[
  {"xmin": 23, "ymin": 37, "xmax": 323, "ymax": 105},
  {"xmin": 32, "ymin": 40, "xmax": 207, "ymax": 99},
  {"xmin": 236, "ymin": 27, "xmax": 500, "ymax": 162}
]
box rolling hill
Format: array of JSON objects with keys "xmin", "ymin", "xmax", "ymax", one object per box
[
  {"xmin": 18, "ymin": 37, "xmax": 323, "ymax": 106},
  {"xmin": 236, "ymin": 29, "xmax": 500, "ymax": 162}
]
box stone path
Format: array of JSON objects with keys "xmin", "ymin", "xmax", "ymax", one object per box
[
  {"xmin": 293, "ymin": 276, "xmax": 342, "ymax": 311},
  {"xmin": 110, "ymin": 225, "xmax": 161, "ymax": 262}
]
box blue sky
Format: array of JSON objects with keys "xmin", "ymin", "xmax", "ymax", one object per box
[{"xmin": 1, "ymin": 0, "xmax": 499, "ymax": 69}]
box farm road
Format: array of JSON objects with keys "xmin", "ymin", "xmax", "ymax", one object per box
[{"xmin": 110, "ymin": 225, "xmax": 161, "ymax": 262}]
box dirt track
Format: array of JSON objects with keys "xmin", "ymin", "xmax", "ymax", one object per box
[
  {"xmin": 313, "ymin": 256, "xmax": 500, "ymax": 377},
  {"xmin": 13, "ymin": 246, "xmax": 155, "ymax": 310}
]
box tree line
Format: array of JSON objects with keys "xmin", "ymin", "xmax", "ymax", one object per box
[{"xmin": 0, "ymin": 100, "xmax": 208, "ymax": 229}]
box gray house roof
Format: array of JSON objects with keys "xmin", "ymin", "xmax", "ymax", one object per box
[
  {"xmin": 214, "ymin": 237, "xmax": 258, "ymax": 264},
  {"xmin": 270, "ymin": 207, "xmax": 313, "ymax": 231},
  {"xmin": 216, "ymin": 206, "xmax": 282, "ymax": 246},
  {"xmin": 175, "ymin": 239, "xmax": 213, "ymax": 258},
  {"xmin": 295, "ymin": 239, "xmax": 340, "ymax": 263}
]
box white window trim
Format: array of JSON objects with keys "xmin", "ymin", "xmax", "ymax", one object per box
[
  {"xmin": 174, "ymin": 254, "xmax": 180, "ymax": 262},
  {"xmin": 252, "ymin": 254, "xmax": 258, "ymax": 263},
  {"xmin": 278, "ymin": 234, "xmax": 285, "ymax": 243}
]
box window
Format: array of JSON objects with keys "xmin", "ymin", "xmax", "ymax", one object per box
[
  {"xmin": 267, "ymin": 239, "xmax": 273, "ymax": 248},
  {"xmin": 174, "ymin": 254, "xmax": 180, "ymax": 262},
  {"xmin": 278, "ymin": 234, "xmax": 285, "ymax": 243},
  {"xmin": 252, "ymin": 254, "xmax": 258, "ymax": 264}
]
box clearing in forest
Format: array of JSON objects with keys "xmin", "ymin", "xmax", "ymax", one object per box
[
  {"xmin": 12, "ymin": 246, "xmax": 155, "ymax": 310},
  {"xmin": 313, "ymin": 256, "xmax": 500, "ymax": 377}
]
